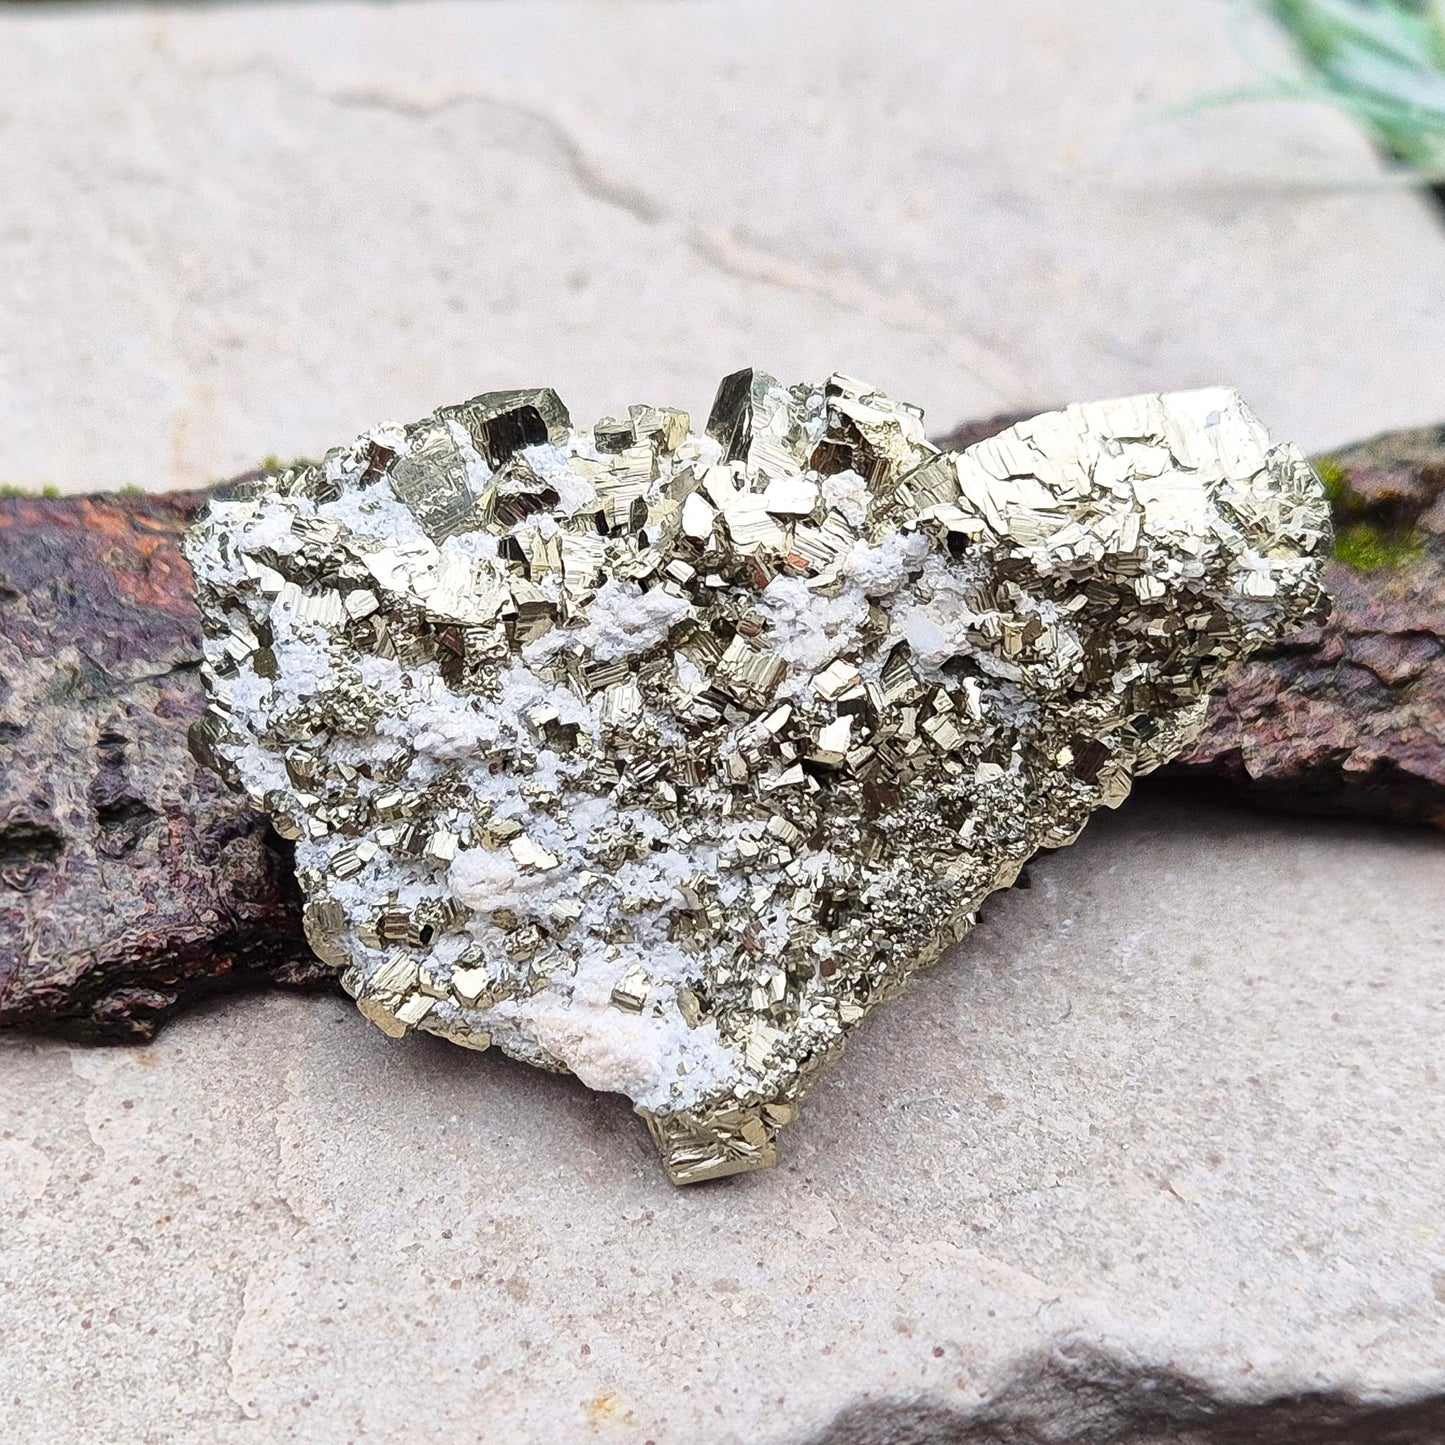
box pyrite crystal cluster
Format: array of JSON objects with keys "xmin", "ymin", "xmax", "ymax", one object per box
[{"xmin": 186, "ymin": 373, "xmax": 1329, "ymax": 1183}]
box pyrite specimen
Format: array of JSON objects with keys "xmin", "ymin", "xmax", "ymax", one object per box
[{"xmin": 185, "ymin": 373, "xmax": 1329, "ymax": 1183}]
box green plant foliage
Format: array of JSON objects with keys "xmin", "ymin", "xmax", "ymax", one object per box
[
  {"xmin": 1315, "ymin": 457, "xmax": 1353, "ymax": 505},
  {"xmin": 0, "ymin": 483, "xmax": 60, "ymax": 498},
  {"xmin": 1255, "ymin": 0, "xmax": 1445, "ymax": 172}
]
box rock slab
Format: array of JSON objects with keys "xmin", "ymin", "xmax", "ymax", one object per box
[
  {"xmin": 3, "ymin": 797, "xmax": 1441, "ymax": 1442},
  {"xmin": 12, "ymin": 0, "xmax": 1445, "ymax": 490}
]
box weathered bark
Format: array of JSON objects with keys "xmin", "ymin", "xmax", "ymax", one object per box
[
  {"xmin": 1164, "ymin": 426, "xmax": 1445, "ymax": 827},
  {"xmin": 2, "ymin": 418, "xmax": 1441, "ymax": 1040},
  {"xmin": 0, "ymin": 490, "xmax": 328, "ymax": 1041}
]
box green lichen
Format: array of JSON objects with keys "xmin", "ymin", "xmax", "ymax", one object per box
[
  {"xmin": 258, "ymin": 455, "xmax": 318, "ymax": 475},
  {"xmin": 1316, "ymin": 457, "xmax": 1349, "ymax": 505},
  {"xmin": 1332, "ymin": 520, "xmax": 1426, "ymax": 571},
  {"xmin": 1316, "ymin": 454, "xmax": 1428, "ymax": 571},
  {"xmin": 1315, "ymin": 457, "xmax": 1369, "ymax": 520}
]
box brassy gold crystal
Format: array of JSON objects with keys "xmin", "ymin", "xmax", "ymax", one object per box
[{"xmin": 186, "ymin": 373, "xmax": 1329, "ymax": 1183}]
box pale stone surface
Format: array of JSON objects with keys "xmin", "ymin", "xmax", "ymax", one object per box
[
  {"xmin": 1, "ymin": 798, "xmax": 1441, "ymax": 1441},
  {"xmin": 7, "ymin": 0, "xmax": 1445, "ymax": 493},
  {"xmin": 4, "ymin": 1, "xmax": 1445, "ymax": 1437}
]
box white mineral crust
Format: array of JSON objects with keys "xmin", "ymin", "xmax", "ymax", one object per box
[{"xmin": 185, "ymin": 373, "xmax": 1330, "ymax": 1183}]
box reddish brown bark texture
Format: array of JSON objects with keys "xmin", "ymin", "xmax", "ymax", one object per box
[
  {"xmin": 0, "ymin": 489, "xmax": 326, "ymax": 1040},
  {"xmin": 2, "ymin": 422, "xmax": 1440, "ymax": 1039},
  {"xmin": 1164, "ymin": 428, "xmax": 1445, "ymax": 827}
]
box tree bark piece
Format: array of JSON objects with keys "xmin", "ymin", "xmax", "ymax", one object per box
[
  {"xmin": 3, "ymin": 417, "xmax": 1442, "ymax": 1041},
  {"xmin": 0, "ymin": 490, "xmax": 328, "ymax": 1041},
  {"xmin": 1164, "ymin": 426, "xmax": 1445, "ymax": 827}
]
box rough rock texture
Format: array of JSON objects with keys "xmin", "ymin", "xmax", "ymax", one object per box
[
  {"xmin": 2, "ymin": 0, "xmax": 1443, "ymax": 1430},
  {"xmin": 804, "ymin": 1357, "xmax": 1445, "ymax": 1444},
  {"xmin": 939, "ymin": 417, "xmax": 1445, "ymax": 830},
  {"xmin": 1167, "ymin": 426, "xmax": 1445, "ymax": 827},
  {"xmin": 0, "ymin": 490, "xmax": 325, "ymax": 1040},
  {"xmin": 3, "ymin": 0, "xmax": 1445, "ymax": 1433}
]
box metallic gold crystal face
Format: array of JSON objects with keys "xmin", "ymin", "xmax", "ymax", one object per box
[{"xmin": 185, "ymin": 373, "xmax": 1330, "ymax": 1184}]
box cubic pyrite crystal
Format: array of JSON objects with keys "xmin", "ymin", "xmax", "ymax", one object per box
[{"xmin": 186, "ymin": 374, "xmax": 1329, "ymax": 1183}]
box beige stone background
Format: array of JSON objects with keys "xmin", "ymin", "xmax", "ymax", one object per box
[{"xmin": 1, "ymin": 2, "xmax": 1443, "ymax": 1442}]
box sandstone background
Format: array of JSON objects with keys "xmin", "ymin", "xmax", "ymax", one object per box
[{"xmin": 1, "ymin": 2, "xmax": 1442, "ymax": 1441}]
